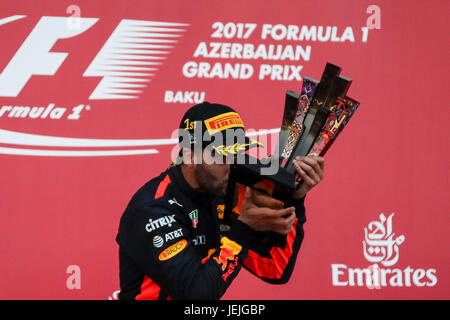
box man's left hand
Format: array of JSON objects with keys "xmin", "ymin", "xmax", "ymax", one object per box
[{"xmin": 293, "ymin": 156, "xmax": 325, "ymax": 199}]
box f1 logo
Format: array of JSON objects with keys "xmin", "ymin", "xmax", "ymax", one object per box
[
  {"xmin": 0, "ymin": 16, "xmax": 98, "ymax": 97},
  {"xmin": 0, "ymin": 15, "xmax": 187, "ymax": 99}
]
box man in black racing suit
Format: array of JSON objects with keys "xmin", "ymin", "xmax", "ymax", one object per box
[{"xmin": 116, "ymin": 102, "xmax": 325, "ymax": 299}]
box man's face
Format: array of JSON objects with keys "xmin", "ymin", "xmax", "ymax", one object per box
[{"xmin": 193, "ymin": 149, "xmax": 230, "ymax": 197}]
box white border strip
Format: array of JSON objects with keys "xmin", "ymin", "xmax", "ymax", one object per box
[
  {"xmin": 0, "ymin": 147, "xmax": 159, "ymax": 157},
  {"xmin": 0, "ymin": 128, "xmax": 280, "ymax": 157},
  {"xmin": 0, "ymin": 15, "xmax": 26, "ymax": 26},
  {"xmin": 0, "ymin": 129, "xmax": 177, "ymax": 147}
]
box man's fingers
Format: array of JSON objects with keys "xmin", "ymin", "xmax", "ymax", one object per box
[
  {"xmin": 252, "ymin": 191, "xmax": 284, "ymax": 209},
  {"xmin": 295, "ymin": 156, "xmax": 324, "ymax": 177},
  {"xmin": 260, "ymin": 208, "xmax": 295, "ymax": 235},
  {"xmin": 244, "ymin": 186, "xmax": 252, "ymax": 200},
  {"xmin": 276, "ymin": 206, "xmax": 295, "ymax": 218},
  {"xmin": 285, "ymin": 212, "xmax": 297, "ymax": 233},
  {"xmin": 294, "ymin": 161, "xmax": 320, "ymax": 186},
  {"xmin": 297, "ymin": 155, "xmax": 325, "ymax": 166},
  {"xmin": 257, "ymin": 206, "xmax": 295, "ymax": 218},
  {"xmin": 297, "ymin": 167, "xmax": 317, "ymax": 187},
  {"xmin": 242, "ymin": 187, "xmax": 257, "ymax": 210},
  {"xmin": 307, "ymin": 157, "xmax": 324, "ymax": 179},
  {"xmin": 240, "ymin": 204, "xmax": 296, "ymax": 235},
  {"xmin": 275, "ymin": 211, "xmax": 296, "ymax": 235}
]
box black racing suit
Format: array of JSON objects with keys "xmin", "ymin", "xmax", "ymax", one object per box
[{"xmin": 115, "ymin": 164, "xmax": 306, "ymax": 300}]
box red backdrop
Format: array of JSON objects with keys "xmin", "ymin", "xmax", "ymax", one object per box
[{"xmin": 0, "ymin": 0, "xmax": 448, "ymax": 299}]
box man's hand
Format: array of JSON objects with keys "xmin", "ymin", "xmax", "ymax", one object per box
[
  {"xmin": 293, "ymin": 155, "xmax": 325, "ymax": 199},
  {"xmin": 238, "ymin": 187, "xmax": 296, "ymax": 235},
  {"xmin": 237, "ymin": 156, "xmax": 324, "ymax": 234}
]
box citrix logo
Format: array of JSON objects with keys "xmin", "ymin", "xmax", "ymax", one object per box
[{"xmin": 0, "ymin": 15, "xmax": 187, "ymax": 99}]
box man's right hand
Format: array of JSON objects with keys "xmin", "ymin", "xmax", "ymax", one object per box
[{"xmin": 237, "ymin": 187, "xmax": 296, "ymax": 235}]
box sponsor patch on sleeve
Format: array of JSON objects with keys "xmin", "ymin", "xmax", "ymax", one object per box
[{"xmin": 158, "ymin": 239, "xmax": 187, "ymax": 261}]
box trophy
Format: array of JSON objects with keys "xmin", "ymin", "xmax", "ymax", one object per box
[{"xmin": 223, "ymin": 62, "xmax": 360, "ymax": 222}]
